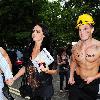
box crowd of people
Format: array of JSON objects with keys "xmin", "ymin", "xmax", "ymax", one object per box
[{"xmin": 0, "ymin": 13, "xmax": 100, "ymax": 100}]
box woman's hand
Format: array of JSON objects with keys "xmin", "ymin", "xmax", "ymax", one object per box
[{"xmin": 39, "ymin": 62, "xmax": 49, "ymax": 73}]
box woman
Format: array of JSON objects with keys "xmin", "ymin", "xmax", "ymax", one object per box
[
  {"xmin": 57, "ymin": 48, "xmax": 70, "ymax": 92},
  {"xmin": 13, "ymin": 23, "xmax": 58, "ymax": 100}
]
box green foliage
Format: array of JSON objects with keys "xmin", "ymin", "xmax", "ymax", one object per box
[
  {"xmin": 15, "ymin": 32, "xmax": 31, "ymax": 40},
  {"xmin": 0, "ymin": 0, "xmax": 100, "ymax": 48},
  {"xmin": 0, "ymin": 0, "xmax": 32, "ymax": 33},
  {"xmin": 36, "ymin": 0, "xmax": 100, "ymax": 48}
]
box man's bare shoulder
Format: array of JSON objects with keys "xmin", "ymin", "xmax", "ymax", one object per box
[
  {"xmin": 93, "ymin": 38, "xmax": 99, "ymax": 44},
  {"xmin": 71, "ymin": 42, "xmax": 80, "ymax": 62},
  {"xmin": 93, "ymin": 38, "xmax": 100, "ymax": 48},
  {"xmin": 92, "ymin": 39, "xmax": 100, "ymax": 55},
  {"xmin": 72, "ymin": 40, "xmax": 81, "ymax": 52}
]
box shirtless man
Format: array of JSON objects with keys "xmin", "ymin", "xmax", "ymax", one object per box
[
  {"xmin": 0, "ymin": 47, "xmax": 13, "ymax": 100},
  {"xmin": 68, "ymin": 14, "xmax": 100, "ymax": 100}
]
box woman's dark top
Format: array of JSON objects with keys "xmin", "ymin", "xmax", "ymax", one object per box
[
  {"xmin": 22, "ymin": 41, "xmax": 56, "ymax": 98},
  {"xmin": 26, "ymin": 59, "xmax": 55, "ymax": 98}
]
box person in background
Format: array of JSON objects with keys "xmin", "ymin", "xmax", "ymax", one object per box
[
  {"xmin": 68, "ymin": 13, "xmax": 100, "ymax": 100},
  {"xmin": 13, "ymin": 23, "xmax": 58, "ymax": 100},
  {"xmin": 16, "ymin": 49, "xmax": 23, "ymax": 60},
  {"xmin": 57, "ymin": 48, "xmax": 70, "ymax": 92},
  {"xmin": 0, "ymin": 47, "xmax": 13, "ymax": 100}
]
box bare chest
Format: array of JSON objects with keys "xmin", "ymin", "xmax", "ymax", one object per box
[
  {"xmin": 74, "ymin": 45, "xmax": 100, "ymax": 63},
  {"xmin": 31, "ymin": 49, "xmax": 40, "ymax": 60}
]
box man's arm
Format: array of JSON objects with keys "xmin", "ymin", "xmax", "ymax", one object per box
[
  {"xmin": 68, "ymin": 47, "xmax": 77, "ymax": 85},
  {"xmin": 69, "ymin": 54, "xmax": 77, "ymax": 78},
  {"xmin": 94, "ymin": 43, "xmax": 100, "ymax": 80},
  {"xmin": 13, "ymin": 67, "xmax": 25, "ymax": 81}
]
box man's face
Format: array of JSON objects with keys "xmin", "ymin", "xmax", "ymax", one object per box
[{"xmin": 78, "ymin": 24, "xmax": 94, "ymax": 41}]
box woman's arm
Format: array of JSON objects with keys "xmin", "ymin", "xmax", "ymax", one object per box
[
  {"xmin": 45, "ymin": 69, "xmax": 58, "ymax": 75},
  {"xmin": 13, "ymin": 67, "xmax": 25, "ymax": 81},
  {"xmin": 40, "ymin": 63, "xmax": 58, "ymax": 75}
]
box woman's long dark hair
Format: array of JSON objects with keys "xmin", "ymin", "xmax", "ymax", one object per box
[{"xmin": 23, "ymin": 23, "xmax": 51, "ymax": 66}]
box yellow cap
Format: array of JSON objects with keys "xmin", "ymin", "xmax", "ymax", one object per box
[{"xmin": 76, "ymin": 14, "xmax": 95, "ymax": 28}]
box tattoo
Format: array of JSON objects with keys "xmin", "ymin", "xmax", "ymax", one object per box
[
  {"xmin": 86, "ymin": 54, "xmax": 95, "ymax": 57},
  {"xmin": 70, "ymin": 55, "xmax": 76, "ymax": 62},
  {"xmin": 76, "ymin": 52, "xmax": 84, "ymax": 58}
]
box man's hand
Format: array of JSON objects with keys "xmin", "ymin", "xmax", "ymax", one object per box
[
  {"xmin": 5, "ymin": 78, "xmax": 14, "ymax": 86},
  {"xmin": 84, "ymin": 76, "xmax": 95, "ymax": 84},
  {"xmin": 68, "ymin": 77, "xmax": 75, "ymax": 85}
]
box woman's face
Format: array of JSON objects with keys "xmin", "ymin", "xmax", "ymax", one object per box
[{"xmin": 32, "ymin": 25, "xmax": 45, "ymax": 42}]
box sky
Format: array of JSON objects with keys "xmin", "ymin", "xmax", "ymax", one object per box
[
  {"xmin": 48, "ymin": 0, "xmax": 69, "ymax": 2},
  {"xmin": 48, "ymin": 0, "xmax": 57, "ymax": 2}
]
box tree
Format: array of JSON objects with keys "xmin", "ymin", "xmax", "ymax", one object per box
[
  {"xmin": 0, "ymin": 0, "xmax": 100, "ymax": 48},
  {"xmin": 0, "ymin": 0, "xmax": 33, "ymax": 46}
]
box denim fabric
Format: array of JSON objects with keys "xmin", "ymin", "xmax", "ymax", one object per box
[
  {"xmin": 0, "ymin": 74, "xmax": 4, "ymax": 100},
  {"xmin": 0, "ymin": 52, "xmax": 13, "ymax": 80},
  {"xmin": 0, "ymin": 52, "xmax": 13, "ymax": 99}
]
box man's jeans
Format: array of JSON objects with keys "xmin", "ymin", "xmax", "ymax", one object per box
[{"xmin": 0, "ymin": 74, "xmax": 4, "ymax": 100}]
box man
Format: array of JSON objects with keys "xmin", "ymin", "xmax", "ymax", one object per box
[
  {"xmin": 0, "ymin": 47, "xmax": 13, "ymax": 100},
  {"xmin": 68, "ymin": 13, "xmax": 100, "ymax": 100}
]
